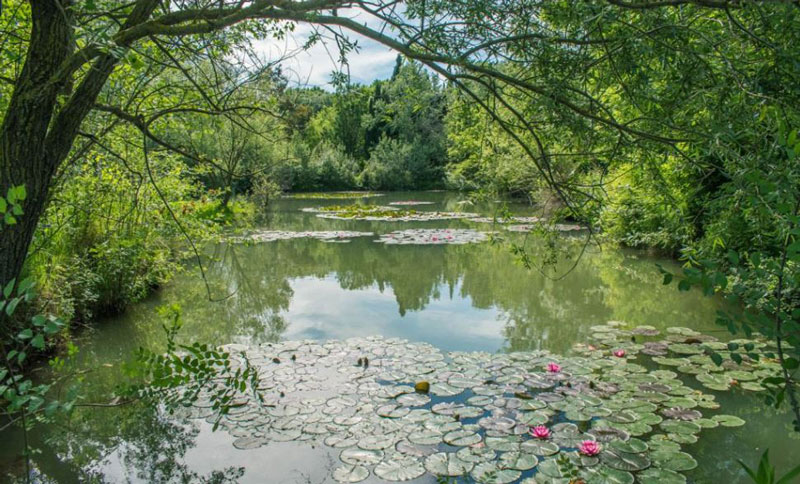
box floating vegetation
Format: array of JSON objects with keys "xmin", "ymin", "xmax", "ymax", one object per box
[
  {"xmin": 506, "ymin": 223, "xmax": 586, "ymax": 232},
  {"xmin": 387, "ymin": 201, "xmax": 436, "ymax": 206},
  {"xmin": 376, "ymin": 229, "xmax": 490, "ymax": 245},
  {"xmin": 285, "ymin": 192, "xmax": 384, "ymax": 200},
  {"xmin": 576, "ymin": 321, "xmax": 782, "ymax": 395},
  {"xmin": 304, "ymin": 204, "xmax": 480, "ymax": 221},
  {"xmin": 470, "ymin": 216, "xmax": 544, "ymax": 224},
  {"xmin": 174, "ymin": 326, "xmax": 780, "ymax": 484},
  {"xmin": 232, "ymin": 230, "xmax": 374, "ymax": 244}
]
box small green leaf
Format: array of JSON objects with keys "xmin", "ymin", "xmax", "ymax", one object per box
[
  {"xmin": 31, "ymin": 334, "xmax": 45, "ymax": 350},
  {"xmin": 3, "ymin": 278, "xmax": 15, "ymax": 298},
  {"xmin": 782, "ymin": 358, "xmax": 799, "ymax": 370}
]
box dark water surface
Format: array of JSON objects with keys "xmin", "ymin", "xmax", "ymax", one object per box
[{"xmin": 1, "ymin": 192, "xmax": 796, "ymax": 483}]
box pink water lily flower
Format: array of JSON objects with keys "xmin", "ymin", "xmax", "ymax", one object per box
[
  {"xmin": 547, "ymin": 362, "xmax": 561, "ymax": 373},
  {"xmin": 579, "ymin": 440, "xmax": 601, "ymax": 456},
  {"xmin": 613, "ymin": 349, "xmax": 626, "ymax": 358},
  {"xmin": 529, "ymin": 425, "xmax": 550, "ymax": 439}
]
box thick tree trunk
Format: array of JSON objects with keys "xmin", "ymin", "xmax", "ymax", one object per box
[
  {"xmin": 0, "ymin": 0, "xmax": 159, "ymax": 287},
  {"xmin": 0, "ymin": 0, "xmax": 73, "ymax": 286}
]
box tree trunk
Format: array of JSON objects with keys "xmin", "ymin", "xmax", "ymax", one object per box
[
  {"xmin": 0, "ymin": 0, "xmax": 159, "ymax": 288},
  {"xmin": 0, "ymin": 0, "xmax": 73, "ymax": 286}
]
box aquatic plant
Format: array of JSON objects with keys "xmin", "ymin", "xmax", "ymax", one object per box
[
  {"xmin": 232, "ymin": 230, "xmax": 374, "ymax": 244},
  {"xmin": 388, "ymin": 201, "xmax": 435, "ymax": 206},
  {"xmin": 303, "ymin": 204, "xmax": 479, "ymax": 221},
  {"xmin": 163, "ymin": 322, "xmax": 780, "ymax": 483},
  {"xmin": 284, "ymin": 192, "xmax": 384, "ymax": 200},
  {"xmin": 529, "ymin": 426, "xmax": 550, "ymax": 440},
  {"xmin": 376, "ymin": 229, "xmax": 490, "ymax": 245}
]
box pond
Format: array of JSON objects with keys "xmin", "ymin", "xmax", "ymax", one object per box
[{"xmin": 1, "ymin": 191, "xmax": 796, "ymax": 483}]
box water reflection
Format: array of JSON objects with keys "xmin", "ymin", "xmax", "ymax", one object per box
[{"xmin": 3, "ymin": 192, "xmax": 794, "ymax": 483}]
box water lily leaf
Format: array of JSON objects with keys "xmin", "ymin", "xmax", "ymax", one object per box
[
  {"xmin": 457, "ymin": 445, "xmax": 497, "ymax": 463},
  {"xmin": 396, "ymin": 393, "xmax": 430, "ymax": 406},
  {"xmin": 340, "ymin": 448, "xmax": 384, "ymax": 466},
  {"xmin": 581, "ymin": 464, "xmax": 635, "ymax": 484},
  {"xmin": 712, "ymin": 414, "xmax": 746, "ymax": 427},
  {"xmin": 659, "ymin": 419, "xmax": 701, "ymax": 434},
  {"xmin": 498, "ymin": 451, "xmax": 538, "ymax": 470},
  {"xmin": 537, "ymin": 458, "xmax": 568, "ymax": 478},
  {"xmin": 374, "ymin": 456, "xmax": 425, "ymax": 481},
  {"xmin": 333, "ymin": 464, "xmax": 369, "ymax": 483},
  {"xmin": 358, "ymin": 434, "xmax": 396, "ymax": 450},
  {"xmin": 667, "ymin": 432, "xmax": 698, "ymax": 444},
  {"xmin": 430, "ymin": 382, "xmax": 463, "ymax": 397},
  {"xmin": 232, "ymin": 436, "xmax": 264, "ymax": 450},
  {"xmin": 661, "ymin": 407, "xmax": 702, "ymax": 421},
  {"xmin": 608, "ymin": 438, "xmax": 647, "ymax": 453},
  {"xmin": 696, "ymin": 372, "xmax": 731, "ymax": 391},
  {"xmin": 444, "ymin": 430, "xmax": 482, "ymax": 446},
  {"xmin": 470, "ymin": 462, "xmax": 522, "ymax": 483},
  {"xmin": 520, "ymin": 439, "xmax": 560, "ymax": 456},
  {"xmin": 587, "ymin": 427, "xmax": 630, "ymax": 443},
  {"xmin": 408, "ymin": 429, "xmax": 443, "ymax": 445},
  {"xmin": 424, "ymin": 452, "xmax": 475, "ymax": 476},
  {"xmin": 599, "ymin": 448, "xmax": 651, "ymax": 471},
  {"xmin": 325, "ymin": 434, "xmax": 358, "ymax": 448},
  {"xmin": 637, "ymin": 467, "xmax": 687, "ymax": 484},
  {"xmin": 650, "ymin": 450, "xmax": 698, "ymax": 471},
  {"xmin": 485, "ymin": 436, "xmax": 521, "ymax": 451},
  {"xmin": 479, "ymin": 416, "xmax": 518, "ymax": 431}
]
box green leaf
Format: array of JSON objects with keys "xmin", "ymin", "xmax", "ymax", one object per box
[
  {"xmin": 3, "ymin": 278, "xmax": 15, "ymax": 298},
  {"xmin": 17, "ymin": 328, "xmax": 33, "ymax": 340},
  {"xmin": 0, "ymin": 197, "xmax": 6, "ymax": 214},
  {"xmin": 710, "ymin": 352, "xmax": 723, "ymax": 366},
  {"xmin": 776, "ymin": 462, "xmax": 800, "ymax": 484},
  {"xmin": 782, "ymin": 358, "xmax": 799, "ymax": 370},
  {"xmin": 677, "ymin": 279, "xmax": 691, "ymax": 291},
  {"xmin": 31, "ymin": 334, "xmax": 45, "ymax": 350},
  {"xmin": 5, "ymin": 297, "xmax": 20, "ymax": 316}
]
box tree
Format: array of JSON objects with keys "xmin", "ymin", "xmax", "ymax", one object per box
[{"xmin": 2, "ymin": 0, "xmax": 795, "ymax": 299}]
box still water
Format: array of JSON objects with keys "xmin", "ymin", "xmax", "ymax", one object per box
[{"xmin": 1, "ymin": 192, "xmax": 796, "ymax": 483}]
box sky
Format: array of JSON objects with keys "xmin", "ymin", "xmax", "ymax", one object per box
[{"xmin": 252, "ymin": 10, "xmax": 401, "ymax": 89}]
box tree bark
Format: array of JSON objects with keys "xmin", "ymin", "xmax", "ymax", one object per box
[
  {"xmin": 0, "ymin": 0, "xmax": 73, "ymax": 286},
  {"xmin": 0, "ymin": 0, "xmax": 159, "ymax": 287}
]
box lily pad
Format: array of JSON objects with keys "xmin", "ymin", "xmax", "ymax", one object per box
[
  {"xmin": 374, "ymin": 456, "xmax": 425, "ymax": 481},
  {"xmin": 424, "ymin": 452, "xmax": 475, "ymax": 476},
  {"xmin": 712, "ymin": 414, "xmax": 746, "ymax": 427},
  {"xmin": 638, "ymin": 467, "xmax": 687, "ymax": 484},
  {"xmin": 444, "ymin": 430, "xmax": 482, "ymax": 446},
  {"xmin": 470, "ymin": 462, "xmax": 522, "ymax": 483},
  {"xmin": 599, "ymin": 448, "xmax": 651, "ymax": 471},
  {"xmin": 333, "ymin": 464, "xmax": 369, "ymax": 483},
  {"xmin": 340, "ymin": 448, "xmax": 384, "ymax": 466},
  {"xmin": 498, "ymin": 451, "xmax": 538, "ymax": 471}
]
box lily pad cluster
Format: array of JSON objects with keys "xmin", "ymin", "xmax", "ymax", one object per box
[
  {"xmin": 313, "ymin": 205, "xmax": 479, "ymax": 222},
  {"xmin": 387, "ymin": 201, "xmax": 435, "ymax": 206},
  {"xmin": 376, "ymin": 229, "xmax": 491, "ymax": 245},
  {"xmin": 175, "ymin": 331, "xmax": 763, "ymax": 484},
  {"xmin": 233, "ymin": 230, "xmax": 375, "ymax": 244},
  {"xmin": 506, "ymin": 223, "xmax": 586, "ymax": 233},
  {"xmin": 470, "ymin": 216, "xmax": 544, "ymax": 224},
  {"xmin": 575, "ymin": 321, "xmax": 783, "ymax": 394},
  {"xmin": 285, "ymin": 192, "xmax": 384, "ymax": 200}
]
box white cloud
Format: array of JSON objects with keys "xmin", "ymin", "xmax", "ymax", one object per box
[{"xmin": 251, "ymin": 9, "xmax": 401, "ymax": 89}]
